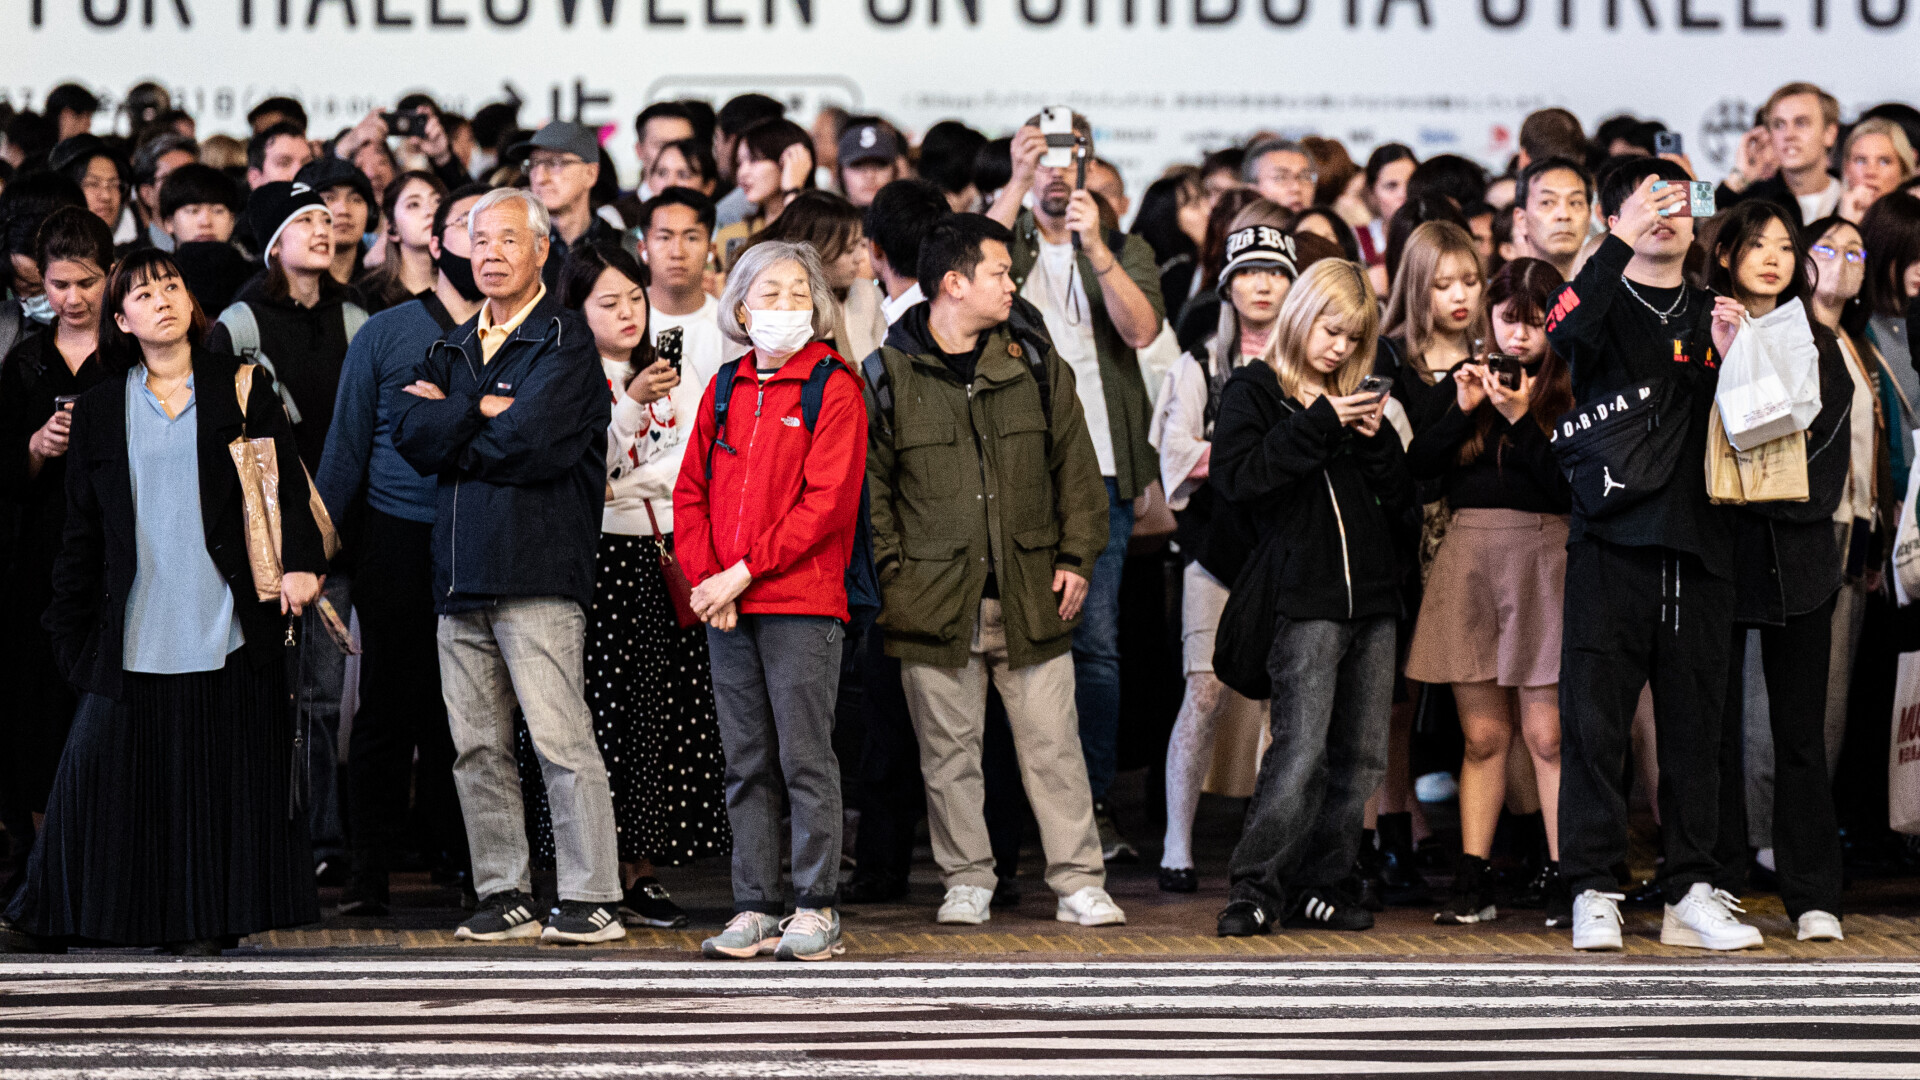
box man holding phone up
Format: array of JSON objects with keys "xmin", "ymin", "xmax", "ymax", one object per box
[
  {"xmin": 1546, "ymin": 159, "xmax": 1759, "ymax": 953},
  {"xmin": 987, "ymin": 109, "xmax": 1165, "ymax": 861}
]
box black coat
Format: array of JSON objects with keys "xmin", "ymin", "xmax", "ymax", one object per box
[
  {"xmin": 1210, "ymin": 360, "xmax": 1415, "ymax": 622},
  {"xmin": 389, "ymin": 289, "xmax": 609, "ymax": 614},
  {"xmin": 1729, "ymin": 324, "xmax": 1854, "ymax": 625},
  {"xmin": 204, "ymin": 274, "xmax": 355, "ymax": 473},
  {"xmin": 43, "ymin": 349, "xmax": 329, "ymax": 701}
]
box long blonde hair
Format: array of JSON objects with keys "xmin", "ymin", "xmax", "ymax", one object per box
[
  {"xmin": 1263, "ymin": 258, "xmax": 1380, "ymax": 402},
  {"xmin": 1381, "ymin": 220, "xmax": 1488, "ymax": 377}
]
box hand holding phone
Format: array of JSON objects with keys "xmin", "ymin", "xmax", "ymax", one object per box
[{"xmin": 1038, "ymin": 106, "xmax": 1077, "ymax": 170}]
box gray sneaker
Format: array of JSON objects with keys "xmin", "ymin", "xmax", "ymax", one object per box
[
  {"xmin": 701, "ymin": 911, "xmax": 782, "ymax": 959},
  {"xmin": 774, "ymin": 907, "xmax": 844, "ymax": 961}
]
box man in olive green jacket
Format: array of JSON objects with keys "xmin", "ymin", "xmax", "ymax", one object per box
[
  {"xmin": 988, "ymin": 111, "xmax": 1164, "ymax": 853},
  {"xmin": 864, "ymin": 214, "xmax": 1125, "ymax": 929}
]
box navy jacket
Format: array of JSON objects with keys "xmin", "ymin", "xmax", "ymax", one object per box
[
  {"xmin": 390, "ymin": 289, "xmax": 609, "ymax": 614},
  {"xmin": 316, "ymin": 293, "xmax": 459, "ymax": 527}
]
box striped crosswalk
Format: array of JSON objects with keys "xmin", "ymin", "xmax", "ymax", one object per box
[{"xmin": 5, "ymin": 959, "xmax": 1920, "ymax": 1077}]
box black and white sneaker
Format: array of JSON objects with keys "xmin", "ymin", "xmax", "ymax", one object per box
[
  {"xmin": 454, "ymin": 889, "xmax": 544, "ymax": 941},
  {"xmin": 1216, "ymin": 900, "xmax": 1271, "ymax": 937},
  {"xmin": 1435, "ymin": 853, "xmax": 1498, "ymax": 925},
  {"xmin": 1284, "ymin": 889, "xmax": 1374, "ymax": 931},
  {"xmin": 617, "ymin": 879, "xmax": 689, "ymax": 929},
  {"xmin": 541, "ymin": 900, "xmax": 628, "ymax": 944}
]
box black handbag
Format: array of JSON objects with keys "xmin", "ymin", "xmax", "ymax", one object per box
[
  {"xmin": 1212, "ymin": 533, "xmax": 1285, "ymax": 701},
  {"xmin": 1549, "ymin": 376, "xmax": 1688, "ymax": 521}
]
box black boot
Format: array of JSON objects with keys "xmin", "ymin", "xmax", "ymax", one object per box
[
  {"xmin": 1435, "ymin": 853, "xmax": 1497, "ymax": 924},
  {"xmin": 1353, "ymin": 829, "xmax": 1387, "ymax": 912},
  {"xmin": 1376, "ymin": 812, "xmax": 1430, "ymax": 905}
]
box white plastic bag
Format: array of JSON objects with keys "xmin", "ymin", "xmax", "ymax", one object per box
[
  {"xmin": 1714, "ymin": 297, "xmax": 1822, "ymax": 451},
  {"xmin": 1894, "ymin": 432, "xmax": 1920, "ymax": 605},
  {"xmin": 1890, "ymin": 652, "xmax": 1920, "ymax": 834}
]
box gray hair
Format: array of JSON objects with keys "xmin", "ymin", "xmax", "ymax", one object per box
[
  {"xmin": 1243, "ymin": 139, "xmax": 1307, "ymax": 182},
  {"xmin": 467, "ymin": 186, "xmax": 551, "ymax": 244},
  {"xmin": 717, "ymin": 239, "xmax": 837, "ymax": 348}
]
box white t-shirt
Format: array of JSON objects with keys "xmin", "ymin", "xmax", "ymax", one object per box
[
  {"xmin": 1022, "ymin": 238, "xmax": 1113, "ymax": 476},
  {"xmin": 652, "ymin": 294, "xmax": 748, "ymax": 394},
  {"xmin": 1798, "ymin": 177, "xmax": 1841, "ymax": 226}
]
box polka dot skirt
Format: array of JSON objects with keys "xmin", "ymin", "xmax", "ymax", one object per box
[{"xmin": 515, "ymin": 530, "xmax": 731, "ymax": 867}]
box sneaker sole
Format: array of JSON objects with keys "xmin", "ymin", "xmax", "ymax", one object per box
[
  {"xmin": 775, "ymin": 942, "xmax": 847, "ymax": 961},
  {"xmin": 701, "ymin": 937, "xmax": 780, "ymax": 959},
  {"xmin": 618, "ymin": 909, "xmax": 690, "ymax": 929},
  {"xmin": 541, "ymin": 924, "xmax": 629, "ymax": 945},
  {"xmin": 937, "ymin": 910, "xmax": 991, "ymax": 925},
  {"xmin": 1659, "ymin": 924, "xmax": 1763, "ymax": 950},
  {"xmin": 455, "ymin": 921, "xmax": 544, "ymax": 942},
  {"xmin": 1057, "ymin": 908, "xmax": 1126, "ymax": 927},
  {"xmin": 1434, "ymin": 904, "xmax": 1498, "ymax": 925},
  {"xmin": 1797, "ymin": 929, "xmax": 1845, "ymax": 942},
  {"xmin": 1572, "ymin": 933, "xmax": 1623, "ymax": 950}
]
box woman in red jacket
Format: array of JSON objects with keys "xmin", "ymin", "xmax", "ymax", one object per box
[{"xmin": 673, "ymin": 238, "xmax": 867, "ymax": 963}]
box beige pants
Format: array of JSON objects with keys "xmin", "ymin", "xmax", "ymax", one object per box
[{"xmin": 900, "ymin": 599, "xmax": 1106, "ymax": 897}]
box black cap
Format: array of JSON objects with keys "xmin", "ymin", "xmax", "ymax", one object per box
[
  {"xmin": 505, "ymin": 121, "xmax": 599, "ymax": 165},
  {"xmin": 248, "ymin": 180, "xmax": 329, "ymax": 258},
  {"xmin": 296, "ymin": 155, "xmax": 375, "ymax": 216},
  {"xmin": 838, "ymin": 122, "xmax": 903, "ymax": 168},
  {"xmin": 1218, "ymin": 225, "xmax": 1298, "ymax": 298}
]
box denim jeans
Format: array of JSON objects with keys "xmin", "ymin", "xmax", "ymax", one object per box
[
  {"xmin": 707, "ymin": 613, "xmax": 844, "ymax": 913},
  {"xmin": 1227, "ymin": 614, "xmax": 1395, "ymax": 916},
  {"xmin": 300, "ymin": 574, "xmax": 352, "ymax": 870},
  {"xmin": 1073, "ymin": 477, "xmax": 1133, "ymax": 802},
  {"xmin": 437, "ymin": 597, "xmax": 621, "ymax": 904}
]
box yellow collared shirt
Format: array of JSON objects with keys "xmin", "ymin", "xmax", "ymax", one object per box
[{"xmin": 476, "ymin": 284, "xmax": 547, "ymax": 364}]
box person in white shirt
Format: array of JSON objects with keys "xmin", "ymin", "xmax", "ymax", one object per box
[
  {"xmin": 639, "ymin": 188, "xmax": 746, "ymax": 388},
  {"xmin": 867, "ymin": 178, "xmax": 951, "ymax": 326},
  {"xmin": 1721, "ymin": 82, "xmax": 1844, "ymax": 228},
  {"xmin": 555, "ymin": 241, "xmax": 732, "ymax": 931},
  {"xmin": 1148, "ymin": 223, "xmax": 1298, "ymax": 893}
]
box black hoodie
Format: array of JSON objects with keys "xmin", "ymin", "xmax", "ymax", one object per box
[{"xmin": 204, "ymin": 272, "xmax": 355, "ymax": 472}]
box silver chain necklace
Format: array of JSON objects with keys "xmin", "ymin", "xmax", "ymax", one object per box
[{"xmin": 1620, "ymin": 275, "xmax": 1688, "ymax": 325}]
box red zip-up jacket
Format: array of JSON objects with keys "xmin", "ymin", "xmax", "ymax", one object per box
[{"xmin": 673, "ymin": 341, "xmax": 868, "ymax": 621}]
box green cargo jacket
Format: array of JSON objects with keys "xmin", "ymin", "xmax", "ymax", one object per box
[
  {"xmin": 865, "ymin": 304, "xmax": 1110, "ymax": 670},
  {"xmin": 1006, "ymin": 207, "xmax": 1164, "ymax": 501}
]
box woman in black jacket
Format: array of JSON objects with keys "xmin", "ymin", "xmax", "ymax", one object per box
[
  {"xmin": 1209, "ymin": 258, "xmax": 1415, "ymax": 936},
  {"xmin": 1705, "ymin": 202, "xmax": 1853, "ymax": 945},
  {"xmin": 0, "ymin": 209, "xmax": 115, "ymax": 871},
  {"xmin": 0, "ymin": 249, "xmax": 328, "ymax": 955}
]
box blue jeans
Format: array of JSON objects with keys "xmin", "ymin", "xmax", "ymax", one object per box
[{"xmin": 1073, "ymin": 477, "xmax": 1133, "ymax": 802}]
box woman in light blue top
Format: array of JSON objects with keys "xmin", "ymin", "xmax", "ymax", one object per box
[{"xmin": 1, "ymin": 249, "xmax": 330, "ymax": 956}]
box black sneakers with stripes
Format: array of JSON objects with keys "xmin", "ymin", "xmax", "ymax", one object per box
[
  {"xmin": 454, "ymin": 890, "xmax": 544, "ymax": 941},
  {"xmin": 1284, "ymin": 889, "xmax": 1374, "ymax": 931},
  {"xmin": 542, "ymin": 900, "xmax": 629, "ymax": 945},
  {"xmin": 1216, "ymin": 900, "xmax": 1271, "ymax": 937}
]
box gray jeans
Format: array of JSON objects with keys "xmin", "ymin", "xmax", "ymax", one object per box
[
  {"xmin": 707, "ymin": 613, "xmax": 844, "ymax": 913},
  {"xmin": 437, "ymin": 597, "xmax": 620, "ymax": 904},
  {"xmin": 1228, "ymin": 613, "xmax": 1395, "ymax": 916}
]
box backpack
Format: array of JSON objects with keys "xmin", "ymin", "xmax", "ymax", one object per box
[
  {"xmin": 705, "ymin": 353, "xmax": 879, "ymax": 638},
  {"xmin": 861, "ymin": 297, "xmax": 1055, "ymax": 446},
  {"xmin": 217, "ymin": 300, "xmax": 368, "ymax": 424}
]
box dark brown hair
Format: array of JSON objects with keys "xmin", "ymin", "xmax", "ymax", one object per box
[
  {"xmin": 745, "ymin": 189, "xmax": 864, "ymax": 266},
  {"xmin": 1458, "ymin": 257, "xmax": 1574, "ymax": 465},
  {"xmin": 97, "ymin": 248, "xmax": 208, "ymax": 370},
  {"xmin": 557, "ymin": 242, "xmax": 653, "ymax": 382},
  {"xmin": 358, "ymin": 169, "xmax": 450, "ymax": 311}
]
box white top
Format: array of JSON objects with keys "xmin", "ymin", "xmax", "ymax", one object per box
[
  {"xmin": 882, "ymin": 282, "xmax": 925, "ymax": 326},
  {"xmin": 601, "ymin": 295, "xmax": 745, "ymax": 536},
  {"xmin": 1798, "ymin": 177, "xmax": 1842, "ymax": 226},
  {"xmin": 1148, "ymin": 329, "xmax": 1272, "ymax": 511},
  {"xmin": 1837, "ymin": 332, "xmax": 1877, "ymax": 524},
  {"xmin": 1023, "ymin": 238, "xmax": 1112, "ymax": 475}
]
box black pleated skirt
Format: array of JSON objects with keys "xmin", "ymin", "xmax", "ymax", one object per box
[{"xmin": 5, "ymin": 651, "xmax": 320, "ymax": 945}]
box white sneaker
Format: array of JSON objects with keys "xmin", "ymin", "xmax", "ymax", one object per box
[
  {"xmin": 1056, "ymin": 885, "xmax": 1126, "ymax": 927},
  {"xmin": 1571, "ymin": 889, "xmax": 1625, "ymax": 951},
  {"xmin": 1661, "ymin": 883, "xmax": 1763, "ymax": 950},
  {"xmin": 936, "ymin": 885, "xmax": 993, "ymax": 925},
  {"xmin": 1796, "ymin": 910, "xmax": 1844, "ymax": 942}
]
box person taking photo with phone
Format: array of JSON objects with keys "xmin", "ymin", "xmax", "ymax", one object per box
[{"xmin": 1210, "ymin": 258, "xmax": 1413, "ymax": 937}]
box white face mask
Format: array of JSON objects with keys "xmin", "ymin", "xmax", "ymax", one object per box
[
  {"xmin": 745, "ymin": 307, "xmax": 814, "ymax": 357},
  {"xmin": 21, "ymin": 293, "xmax": 54, "ymax": 324}
]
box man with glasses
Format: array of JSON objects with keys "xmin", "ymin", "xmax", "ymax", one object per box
[
  {"xmin": 513, "ymin": 122, "xmax": 622, "ymax": 286},
  {"xmin": 1244, "ymin": 139, "xmax": 1317, "ymax": 215}
]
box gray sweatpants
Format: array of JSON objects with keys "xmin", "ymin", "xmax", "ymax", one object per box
[{"xmin": 707, "ymin": 613, "xmax": 844, "ymax": 913}]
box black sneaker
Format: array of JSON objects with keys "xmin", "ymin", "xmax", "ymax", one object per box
[
  {"xmin": 541, "ymin": 900, "xmax": 628, "ymax": 944},
  {"xmin": 1284, "ymin": 889, "xmax": 1374, "ymax": 931},
  {"xmin": 1622, "ymin": 877, "xmax": 1665, "ymax": 909},
  {"xmin": 454, "ymin": 889, "xmax": 544, "ymax": 941},
  {"xmin": 842, "ymin": 871, "xmax": 909, "ymax": 905},
  {"xmin": 1349, "ymin": 862, "xmax": 1386, "ymax": 912},
  {"xmin": 1543, "ymin": 865, "xmax": 1573, "ymax": 928},
  {"xmin": 991, "ymin": 876, "xmax": 1022, "ymax": 909},
  {"xmin": 1376, "ymin": 813, "xmax": 1429, "ymax": 906},
  {"xmin": 1094, "ymin": 800, "xmax": 1139, "ymax": 864},
  {"xmin": 1159, "ymin": 866, "xmax": 1198, "ymax": 893},
  {"xmin": 337, "ymin": 875, "xmax": 389, "ymax": 917},
  {"xmin": 617, "ymin": 879, "xmax": 689, "ymax": 928},
  {"xmin": 1217, "ymin": 900, "xmax": 1271, "ymax": 937},
  {"xmin": 1435, "ymin": 854, "xmax": 1498, "ymax": 925}
]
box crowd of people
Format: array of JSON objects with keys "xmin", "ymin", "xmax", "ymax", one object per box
[{"xmin": 1, "ymin": 77, "xmax": 1919, "ymax": 960}]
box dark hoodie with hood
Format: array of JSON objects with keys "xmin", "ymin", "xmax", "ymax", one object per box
[{"xmin": 205, "ymin": 271, "xmax": 356, "ymax": 472}]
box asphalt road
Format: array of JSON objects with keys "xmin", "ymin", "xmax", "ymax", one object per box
[{"xmin": 5, "ymin": 957, "xmax": 1920, "ymax": 1078}]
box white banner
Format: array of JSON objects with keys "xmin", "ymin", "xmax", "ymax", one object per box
[{"xmin": 5, "ymin": 0, "xmax": 1917, "ymax": 193}]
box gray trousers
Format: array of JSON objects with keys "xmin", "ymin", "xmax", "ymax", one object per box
[
  {"xmin": 1228, "ymin": 613, "xmax": 1395, "ymax": 915},
  {"xmin": 437, "ymin": 597, "xmax": 621, "ymax": 904},
  {"xmin": 707, "ymin": 613, "xmax": 844, "ymax": 913}
]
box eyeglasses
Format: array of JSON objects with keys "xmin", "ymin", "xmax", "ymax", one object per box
[
  {"xmin": 1810, "ymin": 243, "xmax": 1867, "ymax": 264},
  {"xmin": 528, "ymin": 155, "xmax": 585, "ymax": 175},
  {"xmin": 1265, "ymin": 169, "xmax": 1318, "ymax": 186}
]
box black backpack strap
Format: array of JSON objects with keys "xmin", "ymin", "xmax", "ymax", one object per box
[
  {"xmin": 861, "ymin": 350, "xmax": 894, "ymax": 443},
  {"xmin": 800, "ymin": 356, "xmax": 859, "ymax": 433},
  {"xmin": 704, "ymin": 357, "xmax": 743, "ymax": 478}
]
